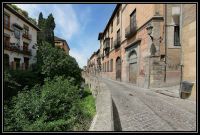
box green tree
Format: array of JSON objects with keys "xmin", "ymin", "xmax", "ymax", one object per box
[
  {"xmin": 46, "ymin": 14, "xmax": 55, "ymax": 46},
  {"xmin": 36, "ymin": 41, "xmax": 82, "ymax": 85},
  {"xmin": 38, "ymin": 12, "xmax": 45, "ymax": 28},
  {"xmin": 4, "ymin": 70, "xmax": 21, "ymax": 100},
  {"xmin": 4, "ymin": 76, "xmax": 82, "ymax": 131},
  {"xmin": 37, "ymin": 12, "xmax": 55, "ymax": 46}
]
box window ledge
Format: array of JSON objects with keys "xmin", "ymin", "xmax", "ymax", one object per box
[{"xmin": 168, "ymin": 46, "xmax": 181, "ymax": 49}]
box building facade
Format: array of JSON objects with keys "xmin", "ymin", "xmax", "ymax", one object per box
[
  {"xmin": 4, "ymin": 4, "xmax": 40, "ymax": 70},
  {"xmin": 87, "ymin": 49, "xmax": 100, "ymax": 75},
  {"xmin": 54, "ymin": 36, "xmax": 70, "ymax": 55},
  {"xmin": 97, "ymin": 3, "xmax": 196, "ymax": 95},
  {"xmin": 180, "ymin": 4, "xmax": 196, "ymax": 101}
]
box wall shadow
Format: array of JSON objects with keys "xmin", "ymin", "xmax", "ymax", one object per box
[{"xmin": 112, "ymin": 99, "xmax": 122, "ymax": 131}]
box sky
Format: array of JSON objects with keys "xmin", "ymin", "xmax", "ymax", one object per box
[{"xmin": 15, "ymin": 4, "xmax": 116, "ymax": 68}]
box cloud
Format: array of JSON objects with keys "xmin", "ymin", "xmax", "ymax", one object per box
[
  {"xmin": 15, "ymin": 4, "xmax": 41, "ymax": 20},
  {"xmin": 51, "ymin": 5, "xmax": 79, "ymax": 40},
  {"xmin": 15, "ymin": 4, "xmax": 80, "ymax": 40},
  {"xmin": 13, "ymin": 4, "xmax": 98, "ymax": 68},
  {"xmin": 69, "ymin": 34, "xmax": 100, "ymax": 68}
]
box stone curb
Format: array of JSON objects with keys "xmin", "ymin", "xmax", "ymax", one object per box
[{"xmin": 83, "ymin": 74, "xmax": 114, "ymax": 131}]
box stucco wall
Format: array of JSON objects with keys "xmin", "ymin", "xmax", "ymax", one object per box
[
  {"xmin": 4, "ymin": 8, "xmax": 38, "ymax": 66},
  {"xmin": 181, "ymin": 4, "xmax": 196, "ymax": 101}
]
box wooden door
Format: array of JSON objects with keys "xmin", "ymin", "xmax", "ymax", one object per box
[
  {"xmin": 116, "ymin": 57, "xmax": 121, "ymax": 81},
  {"xmin": 129, "ymin": 62, "xmax": 137, "ymax": 84}
]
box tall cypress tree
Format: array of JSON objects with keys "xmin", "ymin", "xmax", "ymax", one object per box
[
  {"xmin": 46, "ymin": 14, "xmax": 55, "ymax": 46},
  {"xmin": 37, "ymin": 12, "xmax": 45, "ymax": 44},
  {"xmin": 38, "ymin": 12, "xmax": 44, "ymax": 28},
  {"xmin": 37, "ymin": 12, "xmax": 55, "ymax": 46}
]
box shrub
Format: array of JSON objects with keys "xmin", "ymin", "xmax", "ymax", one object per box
[
  {"xmin": 4, "ymin": 76, "xmax": 83, "ymax": 131},
  {"xmin": 4, "ymin": 69, "xmax": 43, "ymax": 100},
  {"xmin": 3, "ymin": 70, "xmax": 21, "ymax": 100}
]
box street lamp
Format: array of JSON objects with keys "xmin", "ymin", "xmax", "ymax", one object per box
[
  {"xmin": 146, "ymin": 24, "xmax": 154, "ymax": 41},
  {"xmin": 146, "ymin": 24, "xmax": 156, "ymax": 56}
]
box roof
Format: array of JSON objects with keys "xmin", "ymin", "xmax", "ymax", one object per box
[
  {"xmin": 4, "ymin": 4, "xmax": 40, "ymax": 31},
  {"xmin": 98, "ymin": 33, "xmax": 103, "ymax": 40},
  {"xmin": 89, "ymin": 49, "xmax": 100, "ymax": 60},
  {"xmin": 54, "ymin": 36, "xmax": 66, "ymax": 41},
  {"xmin": 101, "ymin": 4, "xmax": 121, "ymax": 38},
  {"xmin": 54, "ymin": 36, "xmax": 70, "ymax": 50}
]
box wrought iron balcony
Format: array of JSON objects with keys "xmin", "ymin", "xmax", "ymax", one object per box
[
  {"xmin": 4, "ymin": 43, "xmax": 31, "ymax": 55},
  {"xmin": 22, "ymin": 33, "xmax": 32, "ymax": 40},
  {"xmin": 114, "ymin": 37, "xmax": 121, "ymax": 49},
  {"xmin": 22, "ymin": 47, "xmax": 31, "ymax": 55},
  {"xmin": 103, "ymin": 38, "xmax": 110, "ymax": 50},
  {"xmin": 4, "ymin": 43, "xmax": 20, "ymax": 52},
  {"xmin": 125, "ymin": 24, "xmax": 137, "ymax": 39}
]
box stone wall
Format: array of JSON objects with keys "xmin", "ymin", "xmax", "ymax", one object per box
[{"xmin": 82, "ymin": 72, "xmax": 114, "ymax": 131}]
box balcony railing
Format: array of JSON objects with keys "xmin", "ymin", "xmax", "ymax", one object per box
[
  {"xmin": 4, "ymin": 43, "xmax": 31, "ymax": 55},
  {"xmin": 125, "ymin": 24, "xmax": 137, "ymax": 39},
  {"xmin": 103, "ymin": 38, "xmax": 110, "ymax": 50},
  {"xmin": 23, "ymin": 33, "xmax": 32, "ymax": 40},
  {"xmin": 23, "ymin": 47, "xmax": 31, "ymax": 55},
  {"xmin": 114, "ymin": 37, "xmax": 121, "ymax": 49}
]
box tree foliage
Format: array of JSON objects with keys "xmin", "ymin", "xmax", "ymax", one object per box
[
  {"xmin": 4, "ymin": 70, "xmax": 21, "ymax": 100},
  {"xmin": 36, "ymin": 41, "xmax": 83, "ymax": 85},
  {"xmin": 4, "ymin": 76, "xmax": 88, "ymax": 131},
  {"xmin": 37, "ymin": 12, "xmax": 55, "ymax": 46}
]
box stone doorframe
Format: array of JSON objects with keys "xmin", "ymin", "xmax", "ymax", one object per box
[{"xmin": 125, "ymin": 40, "xmax": 140, "ymax": 83}]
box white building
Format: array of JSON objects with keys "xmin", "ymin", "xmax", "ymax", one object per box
[{"xmin": 3, "ymin": 4, "xmax": 40, "ymax": 70}]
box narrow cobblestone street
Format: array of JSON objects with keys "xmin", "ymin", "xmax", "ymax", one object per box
[{"xmin": 100, "ymin": 77, "xmax": 196, "ymax": 131}]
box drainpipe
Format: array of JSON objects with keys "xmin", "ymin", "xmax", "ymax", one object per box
[
  {"xmin": 164, "ymin": 4, "xmax": 167, "ymax": 82},
  {"xmin": 120, "ymin": 4, "xmax": 122, "ymax": 82},
  {"xmin": 148, "ymin": 52, "xmax": 150, "ymax": 88},
  {"xmin": 180, "ymin": 4, "xmax": 183, "ymax": 92}
]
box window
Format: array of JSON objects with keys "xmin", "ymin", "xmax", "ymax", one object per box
[
  {"xmin": 111, "ymin": 22, "xmax": 113, "ymax": 33},
  {"xmin": 14, "ymin": 28, "xmax": 21, "ymax": 39},
  {"xmin": 110, "ymin": 59, "xmax": 113, "ymax": 72},
  {"xmin": 23, "ymin": 25, "xmax": 29, "ymax": 36},
  {"xmin": 111, "ymin": 38, "xmax": 113, "ymax": 49},
  {"xmin": 105, "ymin": 62, "xmax": 107, "ymax": 72},
  {"xmin": 24, "ymin": 57, "xmax": 29, "ymax": 70},
  {"xmin": 117, "ymin": 29, "xmax": 120, "ymax": 41},
  {"xmin": 174, "ymin": 26, "xmax": 180, "ymax": 46},
  {"xmin": 14, "ymin": 58, "xmax": 20, "ymax": 70},
  {"xmin": 4, "ymin": 13, "xmax": 10, "ymax": 29},
  {"xmin": 23, "ymin": 42, "xmax": 29, "ymax": 51},
  {"xmin": 4, "ymin": 36, "xmax": 10, "ymax": 47},
  {"xmin": 130, "ymin": 10, "xmax": 136, "ymax": 29},
  {"xmin": 117, "ymin": 11, "xmax": 120, "ymax": 25}
]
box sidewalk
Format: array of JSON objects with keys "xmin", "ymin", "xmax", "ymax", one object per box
[
  {"xmin": 101, "ymin": 77, "xmax": 181, "ymax": 99},
  {"xmin": 150, "ymin": 85, "xmax": 180, "ymax": 98}
]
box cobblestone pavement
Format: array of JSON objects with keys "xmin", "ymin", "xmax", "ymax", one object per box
[{"xmin": 100, "ymin": 78, "xmax": 196, "ymax": 131}]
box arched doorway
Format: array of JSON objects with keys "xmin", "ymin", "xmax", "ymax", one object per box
[
  {"xmin": 129, "ymin": 50, "xmax": 137, "ymax": 84},
  {"xmin": 116, "ymin": 57, "xmax": 121, "ymax": 81}
]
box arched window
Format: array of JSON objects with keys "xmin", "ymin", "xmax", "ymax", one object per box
[{"xmin": 128, "ymin": 50, "xmax": 137, "ymax": 63}]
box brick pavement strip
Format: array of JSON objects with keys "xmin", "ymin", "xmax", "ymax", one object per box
[{"xmin": 100, "ymin": 77, "xmax": 196, "ymax": 131}]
